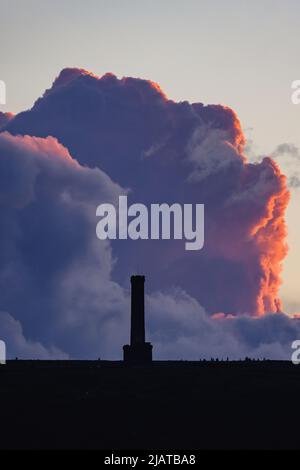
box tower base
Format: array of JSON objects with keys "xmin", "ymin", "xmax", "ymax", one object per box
[{"xmin": 123, "ymin": 343, "xmax": 153, "ymax": 365}]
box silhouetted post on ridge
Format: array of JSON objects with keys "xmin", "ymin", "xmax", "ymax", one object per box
[{"xmin": 123, "ymin": 275, "xmax": 153, "ymax": 364}]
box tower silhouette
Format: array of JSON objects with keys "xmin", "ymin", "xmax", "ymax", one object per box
[{"xmin": 123, "ymin": 275, "xmax": 153, "ymax": 364}]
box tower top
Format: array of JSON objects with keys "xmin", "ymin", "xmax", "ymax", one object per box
[{"xmin": 131, "ymin": 275, "xmax": 145, "ymax": 283}]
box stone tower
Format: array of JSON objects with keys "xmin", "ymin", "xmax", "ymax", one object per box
[{"xmin": 123, "ymin": 275, "xmax": 153, "ymax": 364}]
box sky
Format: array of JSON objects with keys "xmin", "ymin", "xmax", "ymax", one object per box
[{"xmin": 0, "ymin": 0, "xmax": 299, "ymax": 318}]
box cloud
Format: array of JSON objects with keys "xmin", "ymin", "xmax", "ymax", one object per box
[
  {"xmin": 271, "ymin": 144, "xmax": 300, "ymax": 189},
  {"xmin": 288, "ymin": 175, "xmax": 300, "ymax": 188},
  {"xmin": 0, "ymin": 112, "xmax": 14, "ymax": 130},
  {"xmin": 247, "ymin": 141, "xmax": 300, "ymax": 190},
  {"xmin": 148, "ymin": 289, "xmax": 299, "ymax": 360},
  {"xmin": 0, "ymin": 68, "xmax": 292, "ymax": 359},
  {"xmin": 0, "ymin": 311, "xmax": 68, "ymax": 359},
  {"xmin": 2, "ymin": 68, "xmax": 290, "ymax": 317},
  {"xmin": 272, "ymin": 143, "xmax": 300, "ymax": 160},
  {"xmin": 0, "ymin": 130, "xmax": 129, "ymax": 358}
]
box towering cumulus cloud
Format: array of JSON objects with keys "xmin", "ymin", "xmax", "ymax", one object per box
[{"xmin": 0, "ymin": 68, "xmax": 292, "ymax": 359}]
